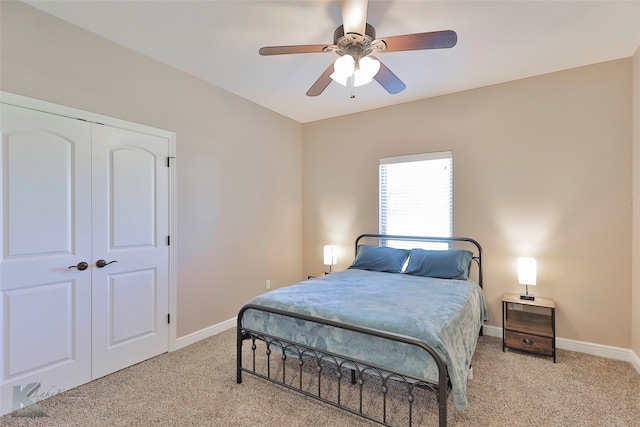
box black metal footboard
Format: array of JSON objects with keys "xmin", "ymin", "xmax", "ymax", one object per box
[{"xmin": 237, "ymin": 304, "xmax": 450, "ymax": 427}]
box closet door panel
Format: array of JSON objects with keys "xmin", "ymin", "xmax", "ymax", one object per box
[
  {"xmin": 91, "ymin": 124, "xmax": 169, "ymax": 380},
  {"xmin": 0, "ymin": 104, "xmax": 92, "ymax": 416}
]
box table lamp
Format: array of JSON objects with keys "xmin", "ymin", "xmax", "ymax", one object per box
[
  {"xmin": 518, "ymin": 257, "xmax": 536, "ymax": 301},
  {"xmin": 324, "ymin": 245, "xmax": 337, "ymax": 273}
]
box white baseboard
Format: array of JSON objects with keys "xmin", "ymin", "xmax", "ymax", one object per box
[
  {"xmin": 631, "ymin": 350, "xmax": 640, "ymax": 375},
  {"xmin": 176, "ymin": 317, "xmax": 237, "ymax": 350},
  {"xmin": 480, "ymin": 324, "xmax": 503, "ymax": 339},
  {"xmin": 483, "ymin": 324, "xmax": 640, "ymax": 374},
  {"xmin": 174, "ymin": 320, "xmax": 640, "ymax": 376}
]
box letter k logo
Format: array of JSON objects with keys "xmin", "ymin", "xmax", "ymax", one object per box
[{"xmin": 12, "ymin": 383, "xmax": 48, "ymax": 417}]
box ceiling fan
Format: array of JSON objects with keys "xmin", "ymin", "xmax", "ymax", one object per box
[{"xmin": 259, "ymin": 0, "xmax": 457, "ymax": 97}]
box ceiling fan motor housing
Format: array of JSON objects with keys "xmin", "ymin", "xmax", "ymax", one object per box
[
  {"xmin": 333, "ymin": 23, "xmax": 379, "ymax": 63},
  {"xmin": 333, "ymin": 23, "xmax": 376, "ymax": 43}
]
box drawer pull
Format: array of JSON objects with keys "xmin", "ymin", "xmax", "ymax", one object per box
[{"xmin": 523, "ymin": 338, "xmax": 534, "ymax": 345}]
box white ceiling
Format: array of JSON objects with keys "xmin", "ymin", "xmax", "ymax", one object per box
[{"xmin": 25, "ymin": 1, "xmax": 640, "ymax": 124}]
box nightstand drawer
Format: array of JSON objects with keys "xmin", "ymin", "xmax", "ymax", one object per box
[{"xmin": 504, "ymin": 330, "xmax": 553, "ymax": 356}]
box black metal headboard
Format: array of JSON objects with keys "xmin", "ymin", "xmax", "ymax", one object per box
[{"xmin": 354, "ymin": 233, "xmax": 483, "ymax": 289}]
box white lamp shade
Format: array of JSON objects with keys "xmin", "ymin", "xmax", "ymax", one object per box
[
  {"xmin": 330, "ymin": 55, "xmax": 355, "ymax": 86},
  {"xmin": 324, "ymin": 245, "xmax": 337, "ymax": 266},
  {"xmin": 353, "ymin": 56, "xmax": 380, "ymax": 87},
  {"xmin": 518, "ymin": 257, "xmax": 537, "ymax": 286}
]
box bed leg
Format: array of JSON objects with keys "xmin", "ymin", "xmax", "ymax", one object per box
[
  {"xmin": 438, "ymin": 386, "xmax": 447, "ymax": 427},
  {"xmin": 236, "ymin": 326, "xmax": 243, "ymax": 384}
]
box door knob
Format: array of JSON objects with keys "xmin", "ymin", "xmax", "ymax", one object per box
[
  {"xmin": 96, "ymin": 259, "xmax": 118, "ymax": 268},
  {"xmin": 68, "ymin": 262, "xmax": 89, "ymax": 271}
]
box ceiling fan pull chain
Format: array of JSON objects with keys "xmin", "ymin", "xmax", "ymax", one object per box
[{"xmin": 349, "ymin": 74, "xmax": 356, "ymax": 99}]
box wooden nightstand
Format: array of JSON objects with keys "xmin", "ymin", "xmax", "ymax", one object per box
[
  {"xmin": 307, "ymin": 272, "xmax": 327, "ymax": 279},
  {"xmin": 502, "ymin": 293, "xmax": 556, "ymax": 362}
]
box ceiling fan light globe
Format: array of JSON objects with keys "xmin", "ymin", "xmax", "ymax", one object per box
[
  {"xmin": 330, "ymin": 75, "xmax": 349, "ymax": 86},
  {"xmin": 353, "ymin": 75, "xmax": 373, "ymax": 87},
  {"xmin": 360, "ymin": 56, "xmax": 380, "ymax": 77},
  {"xmin": 330, "ymin": 54, "xmax": 355, "ymax": 86},
  {"xmin": 353, "ymin": 57, "xmax": 381, "ymax": 87},
  {"xmin": 354, "ymin": 65, "xmax": 374, "ymax": 86}
]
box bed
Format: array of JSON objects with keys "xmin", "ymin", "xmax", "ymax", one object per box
[{"xmin": 236, "ymin": 234, "xmax": 487, "ymax": 427}]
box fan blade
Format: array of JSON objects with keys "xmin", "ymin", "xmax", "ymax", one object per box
[
  {"xmin": 372, "ymin": 57, "xmax": 405, "ymax": 94},
  {"xmin": 259, "ymin": 45, "xmax": 329, "ymax": 55},
  {"xmin": 378, "ymin": 30, "xmax": 457, "ymax": 52},
  {"xmin": 340, "ymin": 0, "xmax": 368, "ymax": 35},
  {"xmin": 307, "ymin": 63, "xmax": 335, "ymax": 96}
]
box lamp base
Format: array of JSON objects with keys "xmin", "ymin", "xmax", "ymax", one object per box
[{"xmin": 520, "ymin": 293, "xmax": 535, "ymax": 301}]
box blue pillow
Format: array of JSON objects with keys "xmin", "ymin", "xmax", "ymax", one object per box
[
  {"xmin": 349, "ymin": 245, "xmax": 410, "ymax": 273},
  {"xmin": 404, "ymin": 249, "xmax": 474, "ymax": 280}
]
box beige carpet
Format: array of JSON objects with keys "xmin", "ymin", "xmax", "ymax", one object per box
[{"xmin": 1, "ymin": 328, "xmax": 639, "ymax": 427}]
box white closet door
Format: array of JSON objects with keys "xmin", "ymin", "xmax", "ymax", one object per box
[
  {"xmin": 0, "ymin": 101, "xmax": 172, "ymax": 416},
  {"xmin": 0, "ymin": 104, "xmax": 92, "ymax": 415},
  {"xmin": 90, "ymin": 124, "xmax": 169, "ymax": 379}
]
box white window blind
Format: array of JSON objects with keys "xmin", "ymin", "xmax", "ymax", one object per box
[{"xmin": 379, "ymin": 151, "xmax": 453, "ymax": 247}]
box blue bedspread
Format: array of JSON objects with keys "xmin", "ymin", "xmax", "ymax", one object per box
[{"xmin": 242, "ymin": 269, "xmax": 488, "ymax": 409}]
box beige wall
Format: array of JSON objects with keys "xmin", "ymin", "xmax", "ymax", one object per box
[
  {"xmin": 633, "ymin": 46, "xmax": 640, "ymax": 357},
  {"xmin": 2, "ymin": 1, "xmax": 637, "ymax": 351},
  {"xmin": 0, "ymin": 1, "xmax": 303, "ymax": 337},
  {"xmin": 303, "ymin": 59, "xmax": 633, "ymax": 348}
]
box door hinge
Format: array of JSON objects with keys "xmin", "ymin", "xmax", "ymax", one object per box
[
  {"xmin": 166, "ymin": 156, "xmax": 175, "ymax": 167},
  {"xmin": 166, "ymin": 235, "xmax": 170, "ymax": 245},
  {"xmin": 167, "ymin": 313, "xmax": 171, "ymax": 324}
]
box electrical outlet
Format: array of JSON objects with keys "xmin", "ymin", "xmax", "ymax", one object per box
[{"xmin": 266, "ymin": 279, "xmax": 270, "ymax": 289}]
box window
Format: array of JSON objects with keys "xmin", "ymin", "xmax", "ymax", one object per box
[{"xmin": 379, "ymin": 151, "xmax": 453, "ymax": 247}]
